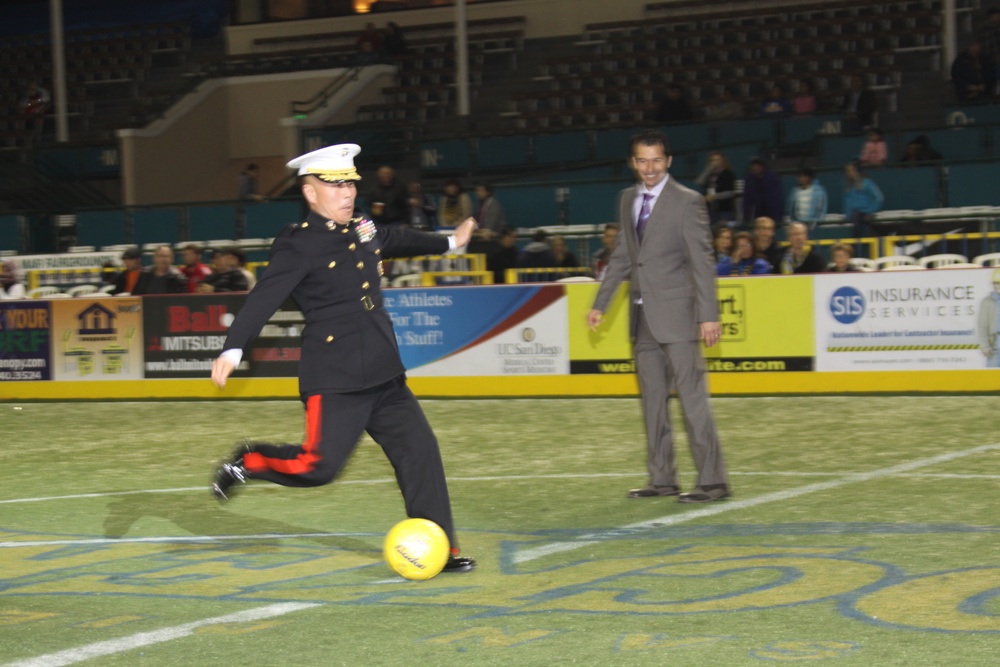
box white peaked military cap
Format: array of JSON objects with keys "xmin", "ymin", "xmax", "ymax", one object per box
[{"xmin": 286, "ymin": 144, "xmax": 362, "ymax": 182}]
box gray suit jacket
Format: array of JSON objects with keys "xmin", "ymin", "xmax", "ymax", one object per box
[{"xmin": 593, "ymin": 177, "xmax": 718, "ymax": 343}]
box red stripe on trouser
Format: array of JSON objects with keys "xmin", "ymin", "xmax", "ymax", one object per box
[{"xmin": 243, "ymin": 394, "xmax": 323, "ymax": 475}]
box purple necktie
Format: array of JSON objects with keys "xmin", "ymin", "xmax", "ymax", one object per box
[{"xmin": 636, "ymin": 193, "xmax": 653, "ymax": 241}]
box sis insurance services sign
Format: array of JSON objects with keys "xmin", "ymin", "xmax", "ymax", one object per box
[{"xmin": 814, "ymin": 268, "xmax": 997, "ymax": 371}]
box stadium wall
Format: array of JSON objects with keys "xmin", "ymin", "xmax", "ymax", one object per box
[{"xmin": 1, "ymin": 270, "xmax": 998, "ymax": 401}]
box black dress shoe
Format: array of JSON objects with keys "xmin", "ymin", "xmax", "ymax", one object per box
[
  {"xmin": 627, "ymin": 485, "xmax": 681, "ymax": 498},
  {"xmin": 210, "ymin": 442, "xmax": 253, "ymax": 501},
  {"xmin": 211, "ymin": 462, "xmax": 248, "ymax": 501},
  {"xmin": 677, "ymin": 486, "xmax": 731, "ymax": 503},
  {"xmin": 442, "ymin": 555, "xmax": 476, "ymax": 573}
]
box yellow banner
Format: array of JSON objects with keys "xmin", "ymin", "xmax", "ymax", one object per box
[{"xmin": 567, "ymin": 277, "xmax": 814, "ymax": 374}]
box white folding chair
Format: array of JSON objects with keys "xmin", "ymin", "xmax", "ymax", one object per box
[
  {"xmin": 27, "ymin": 286, "xmax": 61, "ymax": 299},
  {"xmin": 65, "ymin": 284, "xmax": 99, "ymax": 297},
  {"xmin": 972, "ymin": 252, "xmax": 1000, "ymax": 267},
  {"xmin": 917, "ymin": 253, "xmax": 968, "ymax": 268},
  {"xmin": 873, "ymin": 255, "xmax": 917, "ymax": 270}
]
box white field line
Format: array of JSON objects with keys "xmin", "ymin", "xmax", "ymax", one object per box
[
  {"xmin": 0, "ymin": 603, "xmax": 321, "ymax": 667},
  {"xmin": 2, "ymin": 470, "xmax": 1000, "ymax": 506},
  {"xmin": 512, "ymin": 442, "xmax": 1000, "ymax": 563}
]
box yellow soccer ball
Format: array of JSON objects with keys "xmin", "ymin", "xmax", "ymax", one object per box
[{"xmin": 383, "ymin": 518, "xmax": 450, "ymax": 580}]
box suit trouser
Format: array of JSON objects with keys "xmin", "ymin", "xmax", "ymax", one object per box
[
  {"xmin": 634, "ymin": 308, "xmax": 728, "ymax": 489},
  {"xmin": 242, "ymin": 375, "xmax": 458, "ymax": 548}
]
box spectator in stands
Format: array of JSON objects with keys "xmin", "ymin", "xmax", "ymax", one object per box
[
  {"xmin": 841, "ymin": 75, "xmax": 877, "ymax": 130},
  {"xmin": 382, "ymin": 22, "xmax": 409, "ymax": 57},
  {"xmin": 488, "ymin": 225, "xmax": 520, "ymax": 283},
  {"xmin": 977, "ymin": 268, "xmax": 1000, "ymax": 367},
  {"xmin": 792, "ymin": 79, "xmax": 817, "ymax": 116},
  {"xmin": 718, "ymin": 231, "xmax": 769, "ymax": 276},
  {"xmin": 742, "ymin": 157, "xmax": 784, "ymax": 224},
  {"xmin": 786, "ymin": 167, "xmax": 828, "ymax": 229},
  {"xmin": 592, "ymin": 223, "xmax": 619, "ymax": 280},
  {"xmin": 197, "ymin": 247, "xmax": 249, "ymax": 293},
  {"xmin": 827, "ymin": 243, "xmax": 859, "ymax": 273},
  {"xmin": 181, "ymin": 244, "xmax": 212, "ymax": 293},
  {"xmin": 0, "ymin": 259, "xmax": 25, "ymax": 299},
  {"xmin": 977, "ymin": 8, "xmax": 1000, "ymax": 95},
  {"xmin": 759, "ymin": 83, "xmax": 792, "ymax": 117},
  {"xmin": 951, "ymin": 40, "xmax": 995, "ymax": 102},
  {"xmin": 356, "ymin": 22, "xmax": 383, "ymax": 65},
  {"xmin": 696, "ymin": 151, "xmax": 738, "ymax": 226},
  {"xmin": 369, "ymin": 166, "xmax": 409, "ymax": 227},
  {"xmin": 113, "ymin": 247, "xmax": 143, "ymax": 295},
  {"xmin": 900, "ymin": 135, "xmax": 942, "ymax": 164},
  {"xmin": 132, "ymin": 245, "xmax": 187, "ymax": 295},
  {"xmin": 517, "ymin": 230, "xmax": 556, "ymax": 268},
  {"xmin": 654, "ymin": 83, "xmax": 694, "ymax": 123},
  {"xmin": 550, "ymin": 235, "xmax": 579, "ymax": 268},
  {"xmin": 844, "ymin": 161, "xmax": 885, "ymax": 240},
  {"xmin": 474, "ymin": 182, "xmax": 507, "ymax": 238},
  {"xmin": 406, "ymin": 180, "xmax": 436, "ymax": 231},
  {"xmin": 712, "ymin": 224, "xmax": 732, "ymax": 263},
  {"xmin": 438, "ymin": 179, "xmax": 472, "ymax": 228},
  {"xmin": 238, "ymin": 164, "xmax": 264, "ymax": 202},
  {"xmin": 753, "ymin": 216, "xmax": 783, "ymax": 273},
  {"xmin": 18, "ymin": 80, "xmax": 50, "ymax": 136},
  {"xmin": 703, "ymin": 86, "xmax": 744, "ymax": 121},
  {"xmin": 859, "ymin": 128, "xmax": 888, "ymax": 167},
  {"xmin": 778, "ymin": 222, "xmax": 825, "ymax": 274},
  {"xmin": 232, "ymin": 247, "xmax": 257, "ymax": 291}
]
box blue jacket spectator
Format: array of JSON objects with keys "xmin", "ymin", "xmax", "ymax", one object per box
[
  {"xmin": 844, "ymin": 162, "xmax": 885, "ymax": 238},
  {"xmin": 786, "ymin": 168, "xmax": 828, "ymax": 229},
  {"xmin": 742, "ymin": 157, "xmax": 784, "ymax": 224}
]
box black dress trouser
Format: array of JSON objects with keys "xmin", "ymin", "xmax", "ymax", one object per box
[{"xmin": 242, "ymin": 375, "xmax": 458, "ymax": 549}]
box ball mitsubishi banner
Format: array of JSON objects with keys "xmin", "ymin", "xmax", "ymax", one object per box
[
  {"xmin": 391, "ymin": 284, "xmax": 569, "ymax": 376},
  {"xmin": 142, "ymin": 294, "xmax": 303, "ymax": 379},
  {"xmin": 814, "ymin": 267, "xmax": 995, "ymax": 371}
]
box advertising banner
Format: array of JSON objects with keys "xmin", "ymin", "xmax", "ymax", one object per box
[
  {"xmin": 142, "ymin": 294, "xmax": 244, "ymax": 378},
  {"xmin": 569, "ymin": 277, "xmax": 815, "ymax": 374},
  {"xmin": 51, "ymin": 297, "xmax": 144, "ymax": 381},
  {"xmin": 397, "ymin": 285, "xmax": 569, "ymax": 376},
  {"xmin": 814, "ymin": 267, "xmax": 996, "ymax": 371},
  {"xmin": 706, "ymin": 276, "xmax": 814, "ymax": 372},
  {"xmin": 0, "ymin": 301, "xmax": 51, "ymax": 381}
]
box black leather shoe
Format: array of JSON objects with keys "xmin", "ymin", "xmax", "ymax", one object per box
[
  {"xmin": 210, "ymin": 442, "xmax": 252, "ymax": 501},
  {"xmin": 442, "ymin": 555, "xmax": 476, "ymax": 573},
  {"xmin": 211, "ymin": 462, "xmax": 248, "ymax": 501},
  {"xmin": 677, "ymin": 486, "xmax": 731, "ymax": 503},
  {"xmin": 627, "ymin": 485, "xmax": 681, "ymax": 498}
]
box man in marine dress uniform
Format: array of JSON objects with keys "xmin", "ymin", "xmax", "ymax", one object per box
[{"xmin": 209, "ymin": 143, "xmax": 477, "ymax": 573}]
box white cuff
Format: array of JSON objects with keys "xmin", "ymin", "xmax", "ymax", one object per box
[
  {"xmin": 447, "ymin": 235, "xmax": 457, "ymax": 250},
  {"xmin": 220, "ymin": 348, "xmax": 243, "ymax": 366}
]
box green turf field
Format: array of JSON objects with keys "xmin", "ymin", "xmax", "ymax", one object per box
[{"xmin": 1, "ymin": 396, "xmax": 998, "ymax": 666}]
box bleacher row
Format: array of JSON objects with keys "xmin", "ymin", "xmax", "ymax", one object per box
[
  {"xmin": 0, "ymin": 22, "xmax": 192, "ymax": 145},
  {"xmin": 504, "ymin": 0, "xmax": 944, "ymax": 130}
]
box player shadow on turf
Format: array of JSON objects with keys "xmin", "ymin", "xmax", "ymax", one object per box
[{"xmin": 102, "ymin": 492, "xmax": 378, "ymax": 558}]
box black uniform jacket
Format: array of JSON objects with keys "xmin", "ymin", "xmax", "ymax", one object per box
[{"xmin": 223, "ymin": 209, "xmax": 450, "ymax": 394}]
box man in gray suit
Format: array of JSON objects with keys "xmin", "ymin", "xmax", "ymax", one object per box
[{"xmin": 588, "ymin": 129, "xmax": 730, "ymax": 503}]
